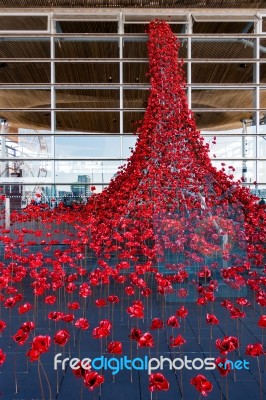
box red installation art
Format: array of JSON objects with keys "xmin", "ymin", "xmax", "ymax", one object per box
[{"xmin": 86, "ymin": 20, "xmax": 265, "ymax": 271}]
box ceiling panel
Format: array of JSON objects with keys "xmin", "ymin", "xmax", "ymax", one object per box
[{"xmin": 1, "ymin": 0, "xmax": 266, "ymax": 8}]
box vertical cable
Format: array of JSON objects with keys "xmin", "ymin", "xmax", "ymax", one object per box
[{"xmin": 50, "ymin": 15, "xmax": 56, "ymax": 198}]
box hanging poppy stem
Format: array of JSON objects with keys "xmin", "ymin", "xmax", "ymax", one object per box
[
  {"xmin": 157, "ymin": 329, "xmax": 159, "ymax": 358},
  {"xmin": 198, "ymin": 306, "xmax": 202, "ymax": 344},
  {"xmin": 236, "ymin": 319, "xmax": 240, "ymax": 356},
  {"xmin": 112, "ymin": 304, "xmax": 114, "ymax": 341},
  {"xmin": 130, "ymin": 339, "xmax": 133, "ymax": 383},
  {"xmin": 257, "ymin": 356, "xmax": 263, "ymax": 400},
  {"xmin": 233, "ymin": 352, "xmax": 236, "ymax": 382},
  {"xmin": 179, "ymin": 347, "xmax": 183, "ymax": 398},
  {"xmin": 38, "ymin": 359, "xmax": 45, "ymax": 400},
  {"xmin": 56, "ymin": 367, "xmax": 59, "ymax": 394},
  {"xmin": 14, "ymin": 353, "xmax": 18, "ymax": 393},
  {"xmin": 40, "ymin": 360, "xmax": 52, "ymax": 400}
]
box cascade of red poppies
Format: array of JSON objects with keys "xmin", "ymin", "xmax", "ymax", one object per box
[{"xmin": 85, "ymin": 20, "xmax": 265, "ymax": 269}]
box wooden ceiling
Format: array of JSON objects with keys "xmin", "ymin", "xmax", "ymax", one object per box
[
  {"xmin": 1, "ymin": 0, "xmax": 266, "ymax": 8},
  {"xmin": 0, "ymin": 16, "xmax": 265, "ymax": 133}
]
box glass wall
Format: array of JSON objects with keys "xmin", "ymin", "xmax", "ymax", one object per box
[{"xmin": 0, "ymin": 10, "xmax": 266, "ymax": 207}]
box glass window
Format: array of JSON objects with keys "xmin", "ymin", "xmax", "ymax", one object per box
[
  {"xmin": 192, "ymin": 89, "xmax": 254, "ymax": 110},
  {"xmin": 55, "ymin": 160, "xmax": 121, "ymax": 188},
  {"xmin": 56, "ymin": 21, "xmax": 118, "ymax": 34},
  {"xmin": 0, "ymin": 38, "xmax": 50, "ymax": 58},
  {"xmin": 55, "ymin": 62, "xmax": 119, "ymax": 83},
  {"xmin": 192, "ymin": 21, "xmax": 254, "ymax": 34},
  {"xmin": 123, "ymin": 62, "xmax": 149, "ymax": 84},
  {"xmin": 55, "ymin": 89, "xmax": 120, "ymax": 109},
  {"xmin": 191, "ymin": 39, "xmax": 256, "ymax": 59},
  {"xmin": 55, "ymin": 111, "xmax": 120, "ymax": 133},
  {"xmin": 192, "ymin": 63, "xmax": 254, "ymax": 84},
  {"xmin": 0, "ymin": 62, "xmax": 50, "ymax": 84},
  {"xmin": 55, "ymin": 136, "xmax": 121, "ymax": 158},
  {"xmin": 55, "ymin": 39, "xmax": 119, "ymax": 59},
  {"xmin": 0, "ymin": 15, "xmax": 48, "ymax": 31}
]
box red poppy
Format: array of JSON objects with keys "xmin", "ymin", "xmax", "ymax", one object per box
[
  {"xmin": 245, "ymin": 343, "xmax": 265, "ymax": 357},
  {"xmin": 6, "ymin": 286, "xmax": 18, "ymax": 294},
  {"xmin": 198, "ymin": 266, "xmax": 211, "ymax": 279},
  {"xmin": 138, "ymin": 332, "xmax": 154, "ymax": 348},
  {"xmin": 215, "ymin": 357, "xmax": 231, "ymax": 376},
  {"xmin": 125, "ymin": 286, "xmax": 135, "ymax": 296},
  {"xmin": 148, "ymin": 373, "xmax": 169, "ymax": 392},
  {"xmin": 12, "ymin": 329, "xmax": 29, "ymax": 346},
  {"xmin": 127, "ymin": 301, "xmax": 144, "ymax": 318},
  {"xmin": 236, "ymin": 297, "xmax": 250, "ymax": 306},
  {"xmin": 68, "ymin": 301, "xmax": 80, "ymax": 310},
  {"xmin": 53, "ymin": 330, "xmax": 70, "ymax": 346},
  {"xmin": 62, "ymin": 313, "xmax": 75, "ymax": 323},
  {"xmin": 190, "ymin": 374, "xmax": 213, "ymax": 396},
  {"xmin": 92, "ymin": 320, "xmax": 112, "ymax": 339},
  {"xmin": 18, "ymin": 302, "xmax": 32, "ymax": 314},
  {"xmin": 83, "ymin": 371, "xmax": 104, "ymax": 391},
  {"xmin": 256, "ymin": 293, "xmax": 266, "ymax": 307},
  {"xmin": 0, "ymin": 320, "xmax": 6, "ymax": 332},
  {"xmin": 20, "ymin": 321, "xmax": 35, "ymax": 332},
  {"xmin": 0, "ymin": 349, "xmax": 6, "ymax": 366},
  {"xmin": 26, "ymin": 348, "xmax": 42, "ymax": 362},
  {"xmin": 141, "ymin": 288, "xmax": 152, "ymax": 297},
  {"xmin": 31, "ymin": 335, "xmax": 51, "ymax": 353},
  {"xmin": 129, "ymin": 328, "xmax": 142, "ymax": 341},
  {"xmin": 95, "ymin": 298, "xmax": 107, "ymax": 307},
  {"xmin": 79, "ymin": 283, "xmax": 92, "ymax": 298},
  {"xmin": 75, "ymin": 318, "xmax": 90, "ymax": 330},
  {"xmin": 170, "ymin": 334, "xmax": 186, "ymax": 347},
  {"xmin": 220, "ymin": 300, "xmax": 234, "ymax": 310},
  {"xmin": 258, "ymin": 315, "xmax": 266, "ymax": 328},
  {"xmin": 150, "ymin": 318, "xmax": 164, "ymax": 330},
  {"xmin": 48, "ymin": 311, "xmax": 63, "ymax": 321},
  {"xmin": 107, "ymin": 295, "xmax": 119, "ymax": 304},
  {"xmin": 206, "ymin": 314, "xmax": 219, "ymax": 325},
  {"xmin": 176, "ymin": 305, "xmax": 188, "ymax": 318},
  {"xmin": 166, "ymin": 316, "xmax": 180, "ymax": 328},
  {"xmin": 197, "ymin": 297, "xmax": 207, "ymax": 305},
  {"xmin": 107, "ymin": 341, "xmax": 123, "ymax": 354},
  {"xmin": 230, "ymin": 307, "xmax": 246, "ymax": 319},
  {"xmin": 44, "ymin": 295, "xmax": 57, "ymax": 304},
  {"xmin": 99, "ymin": 319, "xmax": 112, "ymax": 331},
  {"xmin": 215, "ymin": 336, "xmax": 239, "ymax": 355},
  {"xmin": 27, "ymin": 335, "xmax": 51, "ymax": 361},
  {"xmin": 65, "ymin": 282, "xmax": 77, "ymax": 294},
  {"xmin": 4, "ymin": 297, "xmax": 17, "ymax": 308}
]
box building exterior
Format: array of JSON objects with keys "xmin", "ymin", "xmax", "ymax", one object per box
[
  {"xmin": 71, "ymin": 174, "xmax": 91, "ymax": 197},
  {"xmin": 0, "ymin": 6, "xmax": 266, "ymax": 206}
]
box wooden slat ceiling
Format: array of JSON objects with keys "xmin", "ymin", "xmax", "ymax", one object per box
[
  {"xmin": 0, "ymin": 17, "xmax": 265, "ymax": 133},
  {"xmin": 1, "ymin": 0, "xmax": 266, "ymax": 8}
]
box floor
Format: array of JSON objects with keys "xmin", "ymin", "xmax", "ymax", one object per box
[{"xmin": 0, "ymin": 240, "xmax": 265, "ymax": 400}]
